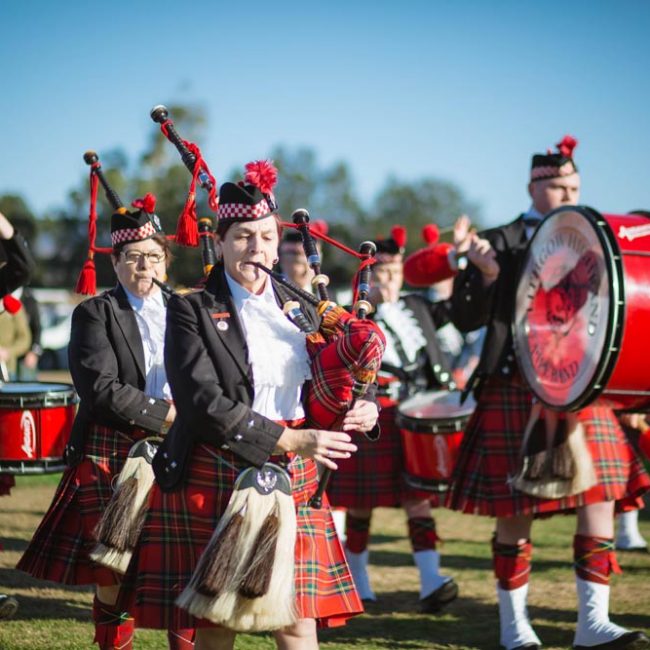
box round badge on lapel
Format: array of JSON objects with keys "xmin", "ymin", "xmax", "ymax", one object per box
[{"xmin": 217, "ymin": 320, "xmax": 229, "ymax": 331}]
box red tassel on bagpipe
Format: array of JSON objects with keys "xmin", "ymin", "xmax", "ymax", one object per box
[
  {"xmin": 75, "ymin": 165, "xmax": 100, "ymax": 295},
  {"xmin": 160, "ymin": 121, "xmax": 218, "ymax": 247}
]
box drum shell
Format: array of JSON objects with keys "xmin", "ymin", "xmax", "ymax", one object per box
[
  {"xmin": 0, "ymin": 382, "xmax": 77, "ymax": 473},
  {"xmin": 396, "ymin": 389, "xmax": 474, "ymax": 492},
  {"xmin": 399, "ymin": 421, "xmax": 464, "ymax": 487},
  {"xmin": 599, "ymin": 213, "xmax": 650, "ymax": 410}
]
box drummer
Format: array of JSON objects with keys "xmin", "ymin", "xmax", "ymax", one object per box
[
  {"xmin": 445, "ymin": 136, "xmax": 650, "ymax": 650},
  {"xmin": 16, "ymin": 199, "xmax": 193, "ymax": 649},
  {"xmin": 0, "ymin": 209, "xmax": 34, "ymax": 621},
  {"xmin": 327, "ymin": 222, "xmax": 472, "ymax": 613}
]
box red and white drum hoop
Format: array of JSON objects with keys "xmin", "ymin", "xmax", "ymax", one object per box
[
  {"xmin": 396, "ymin": 389, "xmax": 476, "ymax": 492},
  {"xmin": 0, "ymin": 382, "xmax": 78, "ymax": 474},
  {"xmin": 514, "ymin": 206, "xmax": 650, "ymax": 411}
]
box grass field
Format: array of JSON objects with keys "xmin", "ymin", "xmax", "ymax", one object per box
[{"xmin": 1, "ymin": 474, "xmax": 648, "ymax": 649}]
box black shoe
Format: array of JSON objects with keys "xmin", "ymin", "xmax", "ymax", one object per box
[
  {"xmin": 574, "ymin": 631, "xmax": 650, "ymax": 649},
  {"xmin": 419, "ymin": 579, "xmax": 459, "ymax": 614},
  {"xmin": 511, "ymin": 645, "xmax": 541, "ymax": 650},
  {"xmin": 0, "ymin": 595, "xmax": 18, "ymax": 620}
]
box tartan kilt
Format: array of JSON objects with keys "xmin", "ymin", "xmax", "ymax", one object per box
[
  {"xmin": 125, "ymin": 442, "xmax": 363, "ymax": 630},
  {"xmin": 446, "ymin": 377, "xmax": 650, "ymax": 518},
  {"xmin": 327, "ymin": 396, "xmax": 443, "ymax": 509},
  {"xmin": 16, "ymin": 424, "xmax": 148, "ymax": 586}
]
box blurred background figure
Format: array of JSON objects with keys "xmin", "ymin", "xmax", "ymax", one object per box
[
  {"xmin": 0, "ymin": 297, "xmax": 31, "ymax": 381},
  {"xmin": 278, "ymin": 220, "xmax": 328, "ymax": 293},
  {"xmin": 14, "ymin": 286, "xmax": 42, "ymax": 381}
]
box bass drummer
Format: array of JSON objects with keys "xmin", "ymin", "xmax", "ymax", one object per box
[
  {"xmin": 445, "ymin": 136, "xmax": 650, "ymax": 650},
  {"xmin": 328, "ymin": 219, "xmax": 473, "ymax": 613}
]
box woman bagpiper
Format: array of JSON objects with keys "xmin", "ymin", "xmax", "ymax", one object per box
[
  {"xmin": 17, "ymin": 199, "xmax": 193, "ymax": 649},
  {"xmin": 125, "ymin": 162, "xmax": 378, "ymax": 650}
]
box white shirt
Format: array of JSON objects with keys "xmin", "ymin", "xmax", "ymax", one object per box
[
  {"xmin": 122, "ymin": 286, "xmax": 171, "ymax": 401},
  {"xmin": 524, "ymin": 206, "xmax": 545, "ymax": 241},
  {"xmin": 225, "ymin": 272, "xmax": 312, "ymax": 421}
]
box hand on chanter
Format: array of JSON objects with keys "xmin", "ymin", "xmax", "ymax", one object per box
[
  {"xmin": 341, "ymin": 399, "xmax": 379, "ymax": 433},
  {"xmin": 467, "ymin": 233, "xmax": 500, "ymax": 285},
  {"xmin": 275, "ymin": 428, "xmax": 358, "ymax": 471}
]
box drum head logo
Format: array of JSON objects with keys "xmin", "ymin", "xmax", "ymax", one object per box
[
  {"xmin": 20, "ymin": 410, "xmax": 37, "ymax": 458},
  {"xmin": 514, "ymin": 209, "xmax": 609, "ymax": 407}
]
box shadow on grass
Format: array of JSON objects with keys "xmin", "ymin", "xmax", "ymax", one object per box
[
  {"xmin": 2, "ymin": 536, "xmax": 29, "ymax": 552},
  {"xmin": 320, "ymin": 594, "xmax": 501, "ymax": 649},
  {"xmin": 370, "ymin": 550, "xmax": 571, "ymax": 574},
  {"xmin": 7, "ymin": 592, "xmax": 92, "ymax": 622},
  {"xmin": 0, "ymin": 568, "xmax": 91, "ymax": 596}
]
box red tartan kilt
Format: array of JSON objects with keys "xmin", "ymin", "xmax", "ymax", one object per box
[
  {"xmin": 16, "ymin": 424, "xmax": 148, "ymax": 586},
  {"xmin": 446, "ymin": 377, "xmax": 650, "ymax": 517},
  {"xmin": 0, "ymin": 474, "xmax": 15, "ymax": 497},
  {"xmin": 126, "ymin": 443, "xmax": 363, "ymax": 630},
  {"xmin": 328, "ymin": 397, "xmax": 443, "ymax": 509}
]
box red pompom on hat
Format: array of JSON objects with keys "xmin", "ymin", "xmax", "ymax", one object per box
[
  {"xmin": 311, "ymin": 220, "xmax": 329, "ymax": 237},
  {"xmin": 531, "ymin": 134, "xmax": 579, "ymax": 181},
  {"xmin": 2, "ymin": 294, "xmax": 22, "ymax": 314},
  {"xmin": 422, "ymin": 223, "xmax": 440, "ymax": 246},
  {"xmin": 374, "ymin": 225, "xmax": 407, "ymax": 256},
  {"xmin": 217, "ymin": 160, "xmax": 279, "ymax": 222}
]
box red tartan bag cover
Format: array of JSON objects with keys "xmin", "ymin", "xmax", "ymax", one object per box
[{"xmin": 304, "ymin": 302, "xmax": 386, "ymax": 431}]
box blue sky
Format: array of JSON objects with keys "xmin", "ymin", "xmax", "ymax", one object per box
[{"xmin": 1, "ymin": 0, "xmax": 648, "ymax": 227}]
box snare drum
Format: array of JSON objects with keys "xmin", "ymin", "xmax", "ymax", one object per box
[
  {"xmin": 397, "ymin": 389, "xmax": 476, "ymax": 492},
  {"xmin": 514, "ymin": 206, "xmax": 650, "ymax": 411},
  {"xmin": 0, "ymin": 382, "xmax": 78, "ymax": 474}
]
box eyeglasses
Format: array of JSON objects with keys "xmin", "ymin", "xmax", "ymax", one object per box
[{"xmin": 121, "ymin": 251, "xmax": 166, "ymax": 265}]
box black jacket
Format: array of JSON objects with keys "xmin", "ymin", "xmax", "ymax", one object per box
[
  {"xmin": 0, "ymin": 233, "xmax": 34, "ymax": 299},
  {"xmin": 154, "ymin": 265, "xmax": 322, "ymax": 491},
  {"xmin": 65, "ymin": 284, "xmax": 171, "ymax": 465},
  {"xmin": 450, "ymin": 215, "xmax": 528, "ymax": 396}
]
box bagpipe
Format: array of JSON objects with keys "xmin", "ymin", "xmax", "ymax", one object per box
[{"xmin": 153, "ymin": 106, "xmax": 386, "ymax": 629}]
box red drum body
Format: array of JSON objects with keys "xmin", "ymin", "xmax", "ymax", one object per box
[
  {"xmin": 397, "ymin": 390, "xmax": 476, "ymax": 492},
  {"xmin": 514, "ymin": 206, "xmax": 650, "ymax": 411},
  {"xmin": 0, "ymin": 382, "xmax": 78, "ymax": 474}
]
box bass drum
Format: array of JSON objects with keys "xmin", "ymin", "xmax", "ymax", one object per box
[
  {"xmin": 513, "ymin": 206, "xmax": 650, "ymax": 411},
  {"xmin": 0, "ymin": 382, "xmax": 78, "ymax": 474}
]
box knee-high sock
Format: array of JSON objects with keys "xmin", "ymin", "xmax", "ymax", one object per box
[
  {"xmin": 573, "ymin": 534, "xmax": 629, "ymax": 647},
  {"xmin": 407, "ymin": 516, "xmax": 438, "ymax": 552},
  {"xmin": 616, "ymin": 509, "xmax": 648, "ymax": 550},
  {"xmin": 92, "ymin": 597, "xmax": 134, "ymax": 650},
  {"xmin": 492, "ymin": 537, "xmax": 532, "ymax": 590},
  {"xmin": 492, "ymin": 538, "xmax": 539, "ymax": 649},
  {"xmin": 344, "ymin": 548, "xmax": 376, "ymax": 601},
  {"xmin": 167, "ymin": 628, "xmax": 195, "ymax": 649},
  {"xmin": 345, "ymin": 513, "xmax": 371, "ymax": 554}
]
